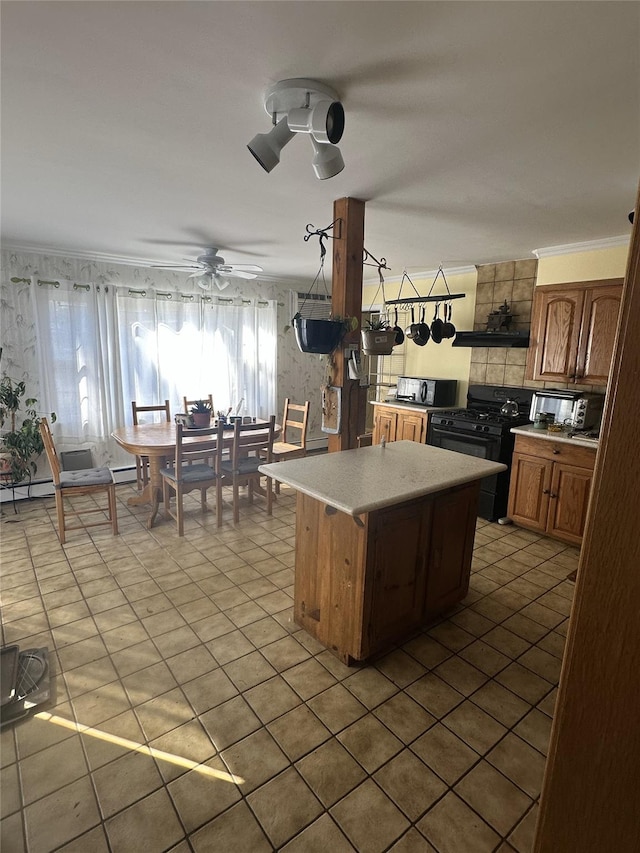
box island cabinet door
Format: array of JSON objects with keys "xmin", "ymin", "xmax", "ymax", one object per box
[
  {"xmin": 372, "ymin": 408, "xmax": 397, "ymax": 444},
  {"xmin": 364, "ymin": 499, "xmax": 432, "ymax": 656},
  {"xmin": 424, "ymin": 482, "xmax": 479, "ymax": 618}
]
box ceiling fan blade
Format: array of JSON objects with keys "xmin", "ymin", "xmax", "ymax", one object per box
[
  {"xmin": 150, "ymin": 263, "xmax": 203, "ymax": 272},
  {"xmin": 223, "ymin": 270, "xmax": 258, "ymax": 280},
  {"xmin": 219, "ymin": 264, "xmax": 263, "ymax": 272}
]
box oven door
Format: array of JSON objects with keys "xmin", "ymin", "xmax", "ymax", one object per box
[{"xmin": 427, "ymin": 423, "xmax": 505, "ymax": 520}]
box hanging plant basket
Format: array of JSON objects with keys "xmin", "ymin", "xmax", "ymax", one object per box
[
  {"xmin": 294, "ymin": 317, "xmax": 345, "ymax": 354},
  {"xmin": 361, "ymin": 328, "xmax": 396, "ymax": 356}
]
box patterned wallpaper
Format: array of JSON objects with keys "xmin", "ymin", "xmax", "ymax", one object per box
[{"xmin": 0, "ymin": 250, "xmax": 329, "ymax": 459}]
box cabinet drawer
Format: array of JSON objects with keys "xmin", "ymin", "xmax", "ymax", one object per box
[{"xmin": 514, "ymin": 435, "xmax": 597, "ymax": 469}]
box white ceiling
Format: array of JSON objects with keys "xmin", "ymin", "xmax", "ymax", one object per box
[{"xmin": 1, "ymin": 1, "xmax": 638, "ymax": 284}]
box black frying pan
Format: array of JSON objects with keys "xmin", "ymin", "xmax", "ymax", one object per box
[{"xmin": 431, "ymin": 303, "xmax": 444, "ymax": 344}]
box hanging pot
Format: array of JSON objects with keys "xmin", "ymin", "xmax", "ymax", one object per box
[
  {"xmin": 392, "ymin": 308, "xmax": 405, "ymax": 345},
  {"xmin": 442, "ymin": 303, "xmax": 456, "ymax": 339},
  {"xmin": 430, "ymin": 303, "xmax": 444, "ymax": 344},
  {"xmin": 405, "ymin": 306, "xmax": 418, "ymax": 340},
  {"xmin": 416, "ymin": 306, "xmax": 430, "ymax": 344}
]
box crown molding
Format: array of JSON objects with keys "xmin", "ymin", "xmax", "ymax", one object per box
[
  {"xmin": 364, "ymin": 264, "xmax": 477, "ymax": 286},
  {"xmin": 532, "ymin": 235, "xmax": 629, "ymax": 258}
]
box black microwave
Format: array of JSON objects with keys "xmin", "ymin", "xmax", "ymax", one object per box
[{"xmin": 395, "ymin": 377, "xmax": 457, "ymax": 407}]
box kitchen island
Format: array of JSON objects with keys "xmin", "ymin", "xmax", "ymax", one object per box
[{"xmin": 259, "ymin": 441, "xmax": 506, "ymax": 664}]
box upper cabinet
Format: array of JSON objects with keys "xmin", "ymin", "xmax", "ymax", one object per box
[{"xmin": 525, "ymin": 279, "xmax": 623, "ymax": 385}]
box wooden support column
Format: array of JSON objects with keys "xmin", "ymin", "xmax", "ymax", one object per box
[{"xmin": 328, "ymin": 197, "xmax": 366, "ymax": 453}]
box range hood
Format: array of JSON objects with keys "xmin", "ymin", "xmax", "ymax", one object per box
[{"xmin": 452, "ymin": 330, "xmax": 530, "ymax": 347}]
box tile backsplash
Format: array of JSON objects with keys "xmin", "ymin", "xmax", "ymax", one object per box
[{"xmin": 469, "ymin": 260, "xmax": 537, "ymax": 388}]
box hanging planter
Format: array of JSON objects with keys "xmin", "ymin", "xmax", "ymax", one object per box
[
  {"xmin": 294, "ymin": 316, "xmax": 345, "ymax": 354},
  {"xmin": 361, "ymin": 327, "xmax": 396, "ymax": 356}
]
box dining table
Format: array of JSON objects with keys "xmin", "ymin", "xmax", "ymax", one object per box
[{"xmin": 111, "ymin": 419, "xmax": 280, "ymax": 528}]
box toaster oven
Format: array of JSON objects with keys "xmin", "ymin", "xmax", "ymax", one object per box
[{"xmin": 529, "ymin": 389, "xmax": 604, "ymax": 430}]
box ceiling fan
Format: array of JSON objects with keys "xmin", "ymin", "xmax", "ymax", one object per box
[{"xmin": 151, "ymin": 248, "xmax": 263, "ymax": 290}]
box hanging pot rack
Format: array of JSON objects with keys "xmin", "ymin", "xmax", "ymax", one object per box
[{"xmin": 384, "ymin": 266, "xmax": 466, "ymax": 309}]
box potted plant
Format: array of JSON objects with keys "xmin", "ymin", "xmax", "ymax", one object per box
[
  {"xmin": 0, "ymin": 375, "xmax": 56, "ymax": 483},
  {"xmin": 189, "ymin": 399, "xmax": 212, "ymax": 427},
  {"xmin": 292, "ymin": 313, "xmax": 356, "ymax": 355},
  {"xmin": 361, "ymin": 318, "xmax": 397, "ymax": 355}
]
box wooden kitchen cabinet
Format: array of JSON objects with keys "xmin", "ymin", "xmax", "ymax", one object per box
[
  {"xmin": 372, "ymin": 404, "xmax": 428, "ymax": 445},
  {"xmin": 525, "ymin": 279, "xmax": 623, "ymax": 385},
  {"xmin": 507, "ymin": 434, "xmax": 597, "ymax": 546}
]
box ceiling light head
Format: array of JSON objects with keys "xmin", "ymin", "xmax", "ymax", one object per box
[
  {"xmin": 247, "ymin": 116, "xmax": 295, "ymax": 173},
  {"xmin": 287, "ymin": 100, "xmax": 345, "ymax": 144},
  {"xmin": 310, "ymin": 137, "xmax": 345, "ymax": 180},
  {"xmin": 248, "ymin": 78, "xmax": 345, "ymax": 178}
]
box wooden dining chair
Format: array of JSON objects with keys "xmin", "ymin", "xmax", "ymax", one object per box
[
  {"xmin": 219, "ymin": 416, "xmax": 276, "ymax": 524},
  {"xmin": 131, "ymin": 400, "xmax": 171, "ymax": 490},
  {"xmin": 183, "ymin": 394, "xmax": 214, "ymax": 413},
  {"xmin": 268, "ymin": 398, "xmax": 310, "ymax": 493},
  {"xmin": 39, "ymin": 418, "xmax": 118, "ymax": 545},
  {"xmin": 160, "ymin": 422, "xmax": 224, "ymax": 536}
]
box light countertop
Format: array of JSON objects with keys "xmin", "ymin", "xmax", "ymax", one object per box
[
  {"xmin": 511, "ymin": 423, "xmax": 599, "ymax": 448},
  {"xmin": 370, "ymin": 400, "xmax": 456, "ymax": 413},
  {"xmin": 259, "ymin": 441, "xmax": 507, "ymax": 516}
]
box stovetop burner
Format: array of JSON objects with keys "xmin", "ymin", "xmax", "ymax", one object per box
[{"xmin": 436, "ymin": 407, "xmax": 530, "ymax": 428}]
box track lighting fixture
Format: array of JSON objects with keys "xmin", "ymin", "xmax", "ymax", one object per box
[
  {"xmin": 247, "ymin": 78, "xmax": 345, "ymax": 179},
  {"xmin": 310, "ymin": 137, "xmax": 345, "ymax": 180}
]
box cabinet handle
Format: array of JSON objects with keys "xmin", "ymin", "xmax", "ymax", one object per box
[
  {"xmin": 542, "ymin": 488, "xmax": 550, "ymax": 495},
  {"xmin": 550, "ymin": 493, "xmax": 558, "ymax": 499},
  {"xmin": 552, "ymin": 449, "xmax": 560, "ymax": 455}
]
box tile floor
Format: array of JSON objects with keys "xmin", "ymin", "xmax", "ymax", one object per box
[{"xmin": 0, "ymin": 481, "xmax": 577, "ymax": 853}]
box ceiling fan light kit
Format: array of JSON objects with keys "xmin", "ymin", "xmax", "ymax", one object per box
[
  {"xmin": 150, "ymin": 247, "xmax": 262, "ymax": 289},
  {"xmin": 248, "ymin": 78, "xmax": 345, "ymax": 179}
]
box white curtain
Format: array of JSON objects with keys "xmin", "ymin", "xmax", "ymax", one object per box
[{"xmin": 31, "ymin": 279, "xmax": 277, "ymax": 467}]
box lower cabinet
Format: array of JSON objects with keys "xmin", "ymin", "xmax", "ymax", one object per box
[
  {"xmin": 372, "ymin": 404, "xmax": 428, "ymax": 444},
  {"xmin": 508, "ymin": 434, "xmax": 597, "ymax": 546},
  {"xmin": 294, "ymin": 480, "xmax": 479, "ymax": 664}
]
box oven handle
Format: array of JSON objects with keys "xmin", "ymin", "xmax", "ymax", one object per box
[{"xmin": 429, "ymin": 424, "xmax": 500, "ymax": 443}]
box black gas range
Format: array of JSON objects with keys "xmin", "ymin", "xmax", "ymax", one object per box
[{"xmin": 427, "ymin": 384, "xmax": 535, "ymax": 521}]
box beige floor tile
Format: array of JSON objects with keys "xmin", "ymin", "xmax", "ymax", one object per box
[
  {"xmin": 55, "ymin": 824, "xmax": 110, "ymax": 852},
  {"xmin": 220, "ymin": 727, "xmax": 289, "ymax": 793},
  {"xmin": 165, "ymin": 644, "xmax": 218, "ymax": 683},
  {"xmin": 200, "ymin": 695, "xmax": 261, "ymax": 750},
  {"xmin": 331, "ymin": 777, "xmax": 410, "ymax": 853},
  {"xmin": 280, "ymin": 812, "xmax": 356, "ymax": 852},
  {"xmin": 417, "ymin": 791, "xmax": 500, "ymax": 853},
  {"xmin": 244, "ymin": 674, "xmax": 302, "ymax": 723},
  {"xmin": 411, "ymin": 722, "xmax": 480, "ymax": 785},
  {"xmin": 92, "ymin": 749, "xmax": 163, "ymax": 818},
  {"xmin": 181, "ymin": 666, "xmax": 238, "ymax": 715},
  {"xmin": 443, "ymin": 700, "xmax": 507, "ymax": 754},
  {"xmin": 403, "ymin": 634, "xmax": 453, "ymax": 669},
  {"xmin": 508, "ymin": 803, "xmax": 539, "ymax": 853},
  {"xmin": 168, "ymin": 758, "xmax": 241, "ymax": 833},
  {"xmin": 388, "ymin": 827, "xmax": 438, "ymax": 851},
  {"xmin": 1, "ymin": 809, "xmax": 26, "ymax": 853},
  {"xmin": 206, "ymin": 627, "xmax": 254, "ymax": 663},
  {"xmin": 110, "ymin": 639, "xmax": 163, "ymax": 678},
  {"xmin": 80, "ymin": 708, "xmax": 146, "ymax": 770},
  {"xmin": 514, "ymin": 708, "xmax": 553, "ymax": 756},
  {"xmin": 373, "ymin": 692, "xmax": 436, "ymax": 744},
  {"xmin": 14, "ymin": 705, "xmax": 76, "ymax": 759},
  {"xmin": 496, "ymin": 662, "xmax": 554, "ymax": 705},
  {"xmin": 455, "ymin": 759, "xmax": 532, "ymax": 835},
  {"xmin": 247, "ymin": 766, "xmax": 324, "ymax": 848},
  {"xmin": 268, "ymin": 704, "xmax": 331, "ymax": 761},
  {"xmin": 487, "ymin": 732, "xmax": 546, "ymax": 798},
  {"xmin": 260, "ymin": 634, "xmax": 311, "ymax": 671},
  {"xmin": 122, "ymin": 659, "xmax": 178, "ymax": 704},
  {"xmin": 337, "ymin": 714, "xmax": 404, "ymax": 773},
  {"xmin": 406, "ymin": 673, "xmax": 464, "ymax": 719},
  {"xmin": 222, "ymin": 649, "xmax": 277, "ymax": 691},
  {"xmin": 375, "ymin": 749, "xmax": 447, "ymax": 820},
  {"xmin": 23, "ymin": 775, "xmax": 101, "ymax": 853},
  {"xmin": 70, "ymin": 679, "xmax": 132, "ymax": 727},
  {"xmin": 518, "ymin": 646, "xmax": 563, "ymax": 683},
  {"xmin": 307, "ymin": 683, "xmax": 368, "ymax": 734},
  {"xmin": 459, "ymin": 639, "xmax": 510, "ymax": 676},
  {"xmin": 471, "ymin": 680, "xmax": 530, "ymax": 727},
  {"xmin": 281, "ymin": 657, "xmax": 338, "ymax": 700},
  {"xmin": 190, "ymin": 799, "xmax": 273, "ymax": 852},
  {"xmin": 427, "ymin": 621, "xmax": 475, "ymax": 652},
  {"xmin": 296, "ymin": 737, "xmax": 366, "ymax": 807},
  {"xmin": 482, "ymin": 624, "xmax": 531, "ymax": 658},
  {"xmin": 343, "ymin": 667, "xmax": 398, "ymax": 709},
  {"xmin": 19, "ymin": 733, "xmax": 88, "ymax": 805},
  {"xmin": 449, "ymin": 608, "xmax": 495, "ymax": 638},
  {"xmin": 241, "ymin": 614, "xmax": 288, "ymax": 647},
  {"xmin": 0, "ymin": 762, "xmax": 21, "ymax": 818},
  {"xmin": 502, "ymin": 612, "xmax": 549, "ymax": 643},
  {"xmin": 105, "ymin": 787, "xmax": 183, "ymax": 853},
  {"xmin": 149, "ymin": 717, "xmax": 217, "ymax": 782},
  {"xmin": 434, "ymin": 655, "xmax": 489, "ymax": 696},
  {"xmin": 134, "ymin": 686, "xmax": 195, "ymax": 741}
]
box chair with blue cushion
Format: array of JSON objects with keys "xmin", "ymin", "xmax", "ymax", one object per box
[
  {"xmin": 39, "ymin": 417, "xmax": 118, "ymax": 545},
  {"xmin": 219, "ymin": 416, "xmax": 276, "ymax": 524},
  {"xmin": 161, "ymin": 421, "xmax": 224, "ymax": 535}
]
